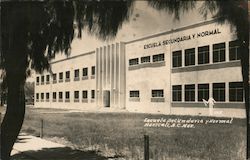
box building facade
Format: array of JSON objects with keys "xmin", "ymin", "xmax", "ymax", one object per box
[{"xmin": 35, "ymin": 19, "xmax": 245, "ymax": 118}]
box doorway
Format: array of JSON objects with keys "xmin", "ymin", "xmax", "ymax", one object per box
[{"xmin": 103, "ymin": 90, "xmax": 110, "ymax": 107}]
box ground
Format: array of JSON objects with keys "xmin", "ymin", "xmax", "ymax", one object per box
[{"xmin": 17, "ymin": 106, "xmax": 247, "ymax": 160}]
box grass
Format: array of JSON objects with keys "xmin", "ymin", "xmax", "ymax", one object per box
[{"xmin": 21, "ymin": 107, "xmax": 247, "ymax": 160}]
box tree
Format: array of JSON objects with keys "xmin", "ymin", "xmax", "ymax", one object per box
[
  {"xmin": 148, "ymin": 0, "xmax": 249, "ymax": 158},
  {"xmin": 0, "ymin": 1, "xmax": 133, "ymax": 159}
]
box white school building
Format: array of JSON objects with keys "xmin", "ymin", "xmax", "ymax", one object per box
[{"xmin": 34, "ymin": 19, "xmax": 246, "ymax": 118}]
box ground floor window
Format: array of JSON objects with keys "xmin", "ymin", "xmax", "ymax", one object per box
[
  {"xmin": 172, "ymin": 85, "xmax": 182, "ymax": 101},
  {"xmin": 152, "ymin": 90, "xmax": 164, "ymax": 97},
  {"xmin": 130, "ymin": 90, "xmax": 140, "ymax": 97},
  {"xmin": 46, "ymin": 93, "xmax": 49, "ymax": 100},
  {"xmin": 65, "ymin": 91, "xmax": 70, "ymax": 101},
  {"xmin": 229, "ymin": 82, "xmax": 243, "ymax": 102},
  {"xmin": 198, "ymin": 84, "xmax": 209, "ymax": 101},
  {"xmin": 74, "ymin": 91, "xmax": 79, "ymax": 99},
  {"xmin": 91, "ymin": 90, "xmax": 95, "ymax": 99},
  {"xmin": 36, "ymin": 93, "xmax": 39, "ymax": 100},
  {"xmin": 53, "ymin": 92, "xmax": 56, "ymax": 100},
  {"xmin": 59, "ymin": 92, "xmax": 63, "ymax": 101},
  {"xmin": 185, "ymin": 84, "xmax": 195, "ymax": 101},
  {"xmin": 82, "ymin": 90, "xmax": 88, "ymax": 99},
  {"xmin": 41, "ymin": 93, "xmax": 44, "ymax": 100},
  {"xmin": 213, "ymin": 83, "xmax": 225, "ymax": 101}
]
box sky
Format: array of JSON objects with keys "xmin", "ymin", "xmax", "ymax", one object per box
[{"xmin": 27, "ymin": 1, "xmax": 213, "ymax": 81}]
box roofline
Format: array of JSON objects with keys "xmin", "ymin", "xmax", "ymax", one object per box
[
  {"xmin": 124, "ymin": 18, "xmax": 219, "ymax": 44},
  {"xmin": 50, "ymin": 50, "xmax": 95, "ymax": 64}
]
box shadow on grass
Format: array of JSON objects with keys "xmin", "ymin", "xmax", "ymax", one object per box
[{"xmin": 11, "ymin": 147, "xmax": 108, "ymax": 160}]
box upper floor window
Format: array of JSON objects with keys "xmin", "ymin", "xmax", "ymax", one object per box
[
  {"xmin": 213, "ymin": 42, "xmax": 225, "ymax": 63},
  {"xmin": 36, "ymin": 77, "xmax": 39, "ymax": 84},
  {"xmin": 41, "ymin": 93, "xmax": 44, "ymax": 100},
  {"xmin": 74, "ymin": 91, "xmax": 79, "ymax": 99},
  {"xmin": 91, "ymin": 66, "xmax": 95, "ymax": 75},
  {"xmin": 130, "ymin": 90, "xmax": 140, "ymax": 97},
  {"xmin": 36, "ymin": 93, "xmax": 39, "ymax": 100},
  {"xmin": 152, "ymin": 90, "xmax": 164, "ymax": 97},
  {"xmin": 213, "ymin": 83, "xmax": 225, "ymax": 101},
  {"xmin": 74, "ymin": 69, "xmax": 79, "ymax": 78},
  {"xmin": 65, "ymin": 91, "xmax": 70, "ymax": 100},
  {"xmin": 53, "ymin": 92, "xmax": 56, "ymax": 100},
  {"xmin": 41, "ymin": 75, "xmax": 45, "ymax": 84},
  {"xmin": 198, "ymin": 84, "xmax": 209, "ymax": 101},
  {"xmin": 172, "ymin": 50, "xmax": 182, "ymax": 68},
  {"xmin": 91, "ymin": 90, "xmax": 95, "ymax": 99},
  {"xmin": 66, "ymin": 71, "xmax": 70, "ymax": 79},
  {"xmin": 129, "ymin": 58, "xmax": 139, "ymax": 66},
  {"xmin": 141, "ymin": 56, "xmax": 150, "ymax": 64},
  {"xmin": 46, "ymin": 92, "xmax": 49, "ymax": 100},
  {"xmin": 59, "ymin": 72, "xmax": 63, "ymax": 81},
  {"xmin": 52, "ymin": 73, "xmax": 57, "ymax": 82},
  {"xmin": 185, "ymin": 84, "xmax": 195, "ymax": 101},
  {"xmin": 229, "ymin": 82, "xmax": 243, "ymax": 102},
  {"xmin": 185, "ymin": 48, "xmax": 195, "ymax": 66},
  {"xmin": 198, "ymin": 46, "xmax": 209, "ymax": 64},
  {"xmin": 46, "ymin": 75, "xmax": 50, "ymax": 83},
  {"xmin": 59, "ymin": 92, "xmax": 63, "ymax": 100},
  {"xmin": 172, "ymin": 85, "xmax": 182, "ymax": 101},
  {"xmin": 229, "ymin": 40, "xmax": 240, "ymax": 61},
  {"xmin": 153, "ymin": 53, "xmax": 164, "ymax": 62},
  {"xmin": 82, "ymin": 68, "xmax": 88, "ymax": 76}
]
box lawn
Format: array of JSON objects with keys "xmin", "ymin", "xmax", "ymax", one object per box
[{"xmin": 21, "ymin": 107, "xmax": 247, "ymax": 160}]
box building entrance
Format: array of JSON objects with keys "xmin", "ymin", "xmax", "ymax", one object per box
[{"xmin": 103, "ymin": 90, "xmax": 110, "ymax": 107}]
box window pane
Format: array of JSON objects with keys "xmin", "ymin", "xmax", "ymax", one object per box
[
  {"xmin": 185, "ymin": 48, "xmax": 195, "ymax": 66},
  {"xmin": 53, "ymin": 92, "xmax": 56, "ymax": 99},
  {"xmin": 82, "ymin": 91, "xmax": 88, "ymax": 99},
  {"xmin": 74, "ymin": 69, "xmax": 79, "ymax": 78},
  {"xmin": 129, "ymin": 58, "xmax": 139, "ymax": 66},
  {"xmin": 229, "ymin": 82, "xmax": 243, "ymax": 101},
  {"xmin": 172, "ymin": 51, "xmax": 182, "ymax": 67},
  {"xmin": 66, "ymin": 71, "xmax": 70, "ymax": 79},
  {"xmin": 198, "ymin": 84, "xmax": 209, "ymax": 101},
  {"xmin": 213, "ymin": 83, "xmax": 225, "ymax": 101},
  {"xmin": 59, "ymin": 92, "xmax": 63, "ymax": 99},
  {"xmin": 82, "ymin": 68, "xmax": 88, "ymax": 76},
  {"xmin": 198, "ymin": 46, "xmax": 209, "ymax": 64},
  {"xmin": 130, "ymin": 91, "xmax": 140, "ymax": 97},
  {"xmin": 65, "ymin": 91, "xmax": 70, "ymax": 99},
  {"xmin": 74, "ymin": 91, "xmax": 79, "ymax": 99},
  {"xmin": 141, "ymin": 56, "xmax": 150, "ymax": 63},
  {"xmin": 229, "ymin": 40, "xmax": 240, "ymax": 61},
  {"xmin": 153, "ymin": 53, "xmax": 164, "ymax": 62},
  {"xmin": 152, "ymin": 90, "xmax": 164, "ymax": 97},
  {"xmin": 92, "ymin": 66, "xmax": 95, "ymax": 75},
  {"xmin": 91, "ymin": 90, "xmax": 95, "ymax": 99},
  {"xmin": 59, "ymin": 72, "xmax": 63, "ymax": 79},
  {"xmin": 185, "ymin": 84, "xmax": 195, "ymax": 101},
  {"xmin": 53, "ymin": 74, "xmax": 57, "ymax": 80},
  {"xmin": 172, "ymin": 85, "xmax": 182, "ymax": 101},
  {"xmin": 213, "ymin": 43, "xmax": 225, "ymax": 63}
]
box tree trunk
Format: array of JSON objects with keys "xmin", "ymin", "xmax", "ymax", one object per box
[{"xmin": 0, "ymin": 71, "xmax": 25, "ymax": 160}]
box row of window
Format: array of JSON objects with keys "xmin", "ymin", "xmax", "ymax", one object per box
[
  {"xmin": 129, "ymin": 53, "xmax": 165, "ymax": 66},
  {"xmin": 129, "ymin": 82, "xmax": 243, "ymax": 102},
  {"xmin": 36, "ymin": 90, "xmax": 95, "ymax": 101},
  {"xmin": 36, "ymin": 66, "xmax": 95, "ymax": 84},
  {"xmin": 172, "ymin": 41, "xmax": 240, "ymax": 67}
]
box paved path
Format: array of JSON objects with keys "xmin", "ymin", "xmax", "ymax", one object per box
[{"xmin": 11, "ymin": 133, "xmax": 107, "ymax": 160}]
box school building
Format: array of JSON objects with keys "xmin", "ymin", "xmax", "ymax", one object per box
[{"xmin": 34, "ymin": 19, "xmax": 245, "ymax": 118}]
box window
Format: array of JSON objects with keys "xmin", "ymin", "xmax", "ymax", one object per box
[
  {"xmin": 53, "ymin": 73, "xmax": 57, "ymax": 82},
  {"xmin": 213, "ymin": 83, "xmax": 225, "ymax": 101},
  {"xmin": 36, "ymin": 77, "xmax": 39, "ymax": 84},
  {"xmin": 185, "ymin": 84, "xmax": 195, "ymax": 101},
  {"xmin": 46, "ymin": 93, "xmax": 49, "ymax": 100},
  {"xmin": 82, "ymin": 68, "xmax": 88, "ymax": 76},
  {"xmin": 229, "ymin": 40, "xmax": 240, "ymax": 61},
  {"xmin": 66, "ymin": 71, "xmax": 70, "ymax": 79},
  {"xmin": 74, "ymin": 69, "xmax": 79, "ymax": 78},
  {"xmin": 229, "ymin": 82, "xmax": 243, "ymax": 102},
  {"xmin": 53, "ymin": 92, "xmax": 56, "ymax": 100},
  {"xmin": 59, "ymin": 72, "xmax": 63, "ymax": 82},
  {"xmin": 130, "ymin": 91, "xmax": 140, "ymax": 97},
  {"xmin": 141, "ymin": 56, "xmax": 150, "ymax": 63},
  {"xmin": 41, "ymin": 93, "xmax": 44, "ymax": 100},
  {"xmin": 91, "ymin": 90, "xmax": 95, "ymax": 99},
  {"xmin": 46, "ymin": 75, "xmax": 50, "ymax": 82},
  {"xmin": 198, "ymin": 46, "xmax": 209, "ymax": 64},
  {"xmin": 74, "ymin": 91, "xmax": 79, "ymax": 99},
  {"xmin": 153, "ymin": 53, "xmax": 164, "ymax": 62},
  {"xmin": 172, "ymin": 85, "xmax": 182, "ymax": 101},
  {"xmin": 82, "ymin": 90, "xmax": 88, "ymax": 99},
  {"xmin": 185, "ymin": 48, "xmax": 195, "ymax": 66},
  {"xmin": 65, "ymin": 91, "xmax": 70, "ymax": 100},
  {"xmin": 91, "ymin": 66, "xmax": 95, "ymax": 75},
  {"xmin": 129, "ymin": 58, "xmax": 139, "ymax": 66},
  {"xmin": 172, "ymin": 51, "xmax": 182, "ymax": 67},
  {"xmin": 41, "ymin": 76, "xmax": 45, "ymax": 84},
  {"xmin": 36, "ymin": 93, "xmax": 39, "ymax": 100},
  {"xmin": 152, "ymin": 90, "xmax": 164, "ymax": 97},
  {"xmin": 198, "ymin": 84, "xmax": 209, "ymax": 101},
  {"xmin": 213, "ymin": 42, "xmax": 225, "ymax": 63},
  {"xmin": 59, "ymin": 92, "xmax": 63, "ymax": 100}
]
